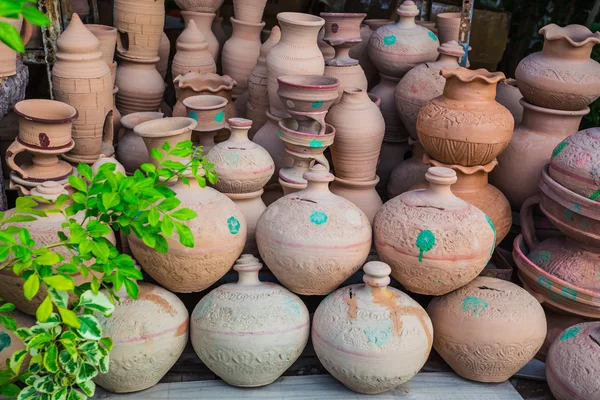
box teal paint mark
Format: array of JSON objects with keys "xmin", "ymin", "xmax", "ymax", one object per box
[
  {"xmin": 311, "ymin": 101, "xmax": 324, "ymax": 109},
  {"xmin": 485, "ymin": 215, "xmax": 496, "ymax": 256},
  {"xmin": 282, "ymin": 297, "xmax": 301, "ymax": 317},
  {"xmin": 383, "ymin": 35, "xmax": 396, "ymax": 46},
  {"xmin": 196, "ymin": 294, "xmax": 214, "ymax": 318},
  {"xmin": 309, "ymin": 139, "xmax": 324, "ymax": 148},
  {"xmin": 589, "ymin": 190, "xmax": 600, "ymax": 201},
  {"xmin": 227, "ymin": 216, "xmax": 241, "ymax": 235},
  {"xmin": 564, "ymin": 209, "xmax": 573, "ymax": 221},
  {"xmin": 561, "ymin": 286, "xmax": 577, "ymax": 300},
  {"xmin": 531, "ymin": 251, "xmax": 551, "ymax": 267},
  {"xmin": 416, "ymin": 230, "xmax": 435, "ymax": 262},
  {"xmin": 277, "ymin": 130, "xmax": 281, "ymax": 138},
  {"xmin": 364, "ymin": 321, "xmax": 393, "ymax": 347},
  {"xmin": 560, "ymin": 326, "xmax": 581, "ymax": 342},
  {"xmin": 188, "ymin": 111, "xmax": 199, "ymax": 121},
  {"xmin": 0, "ymin": 332, "xmax": 10, "ymax": 352},
  {"xmin": 539, "ymin": 276, "xmax": 552, "ymax": 290},
  {"xmin": 552, "ymin": 141, "xmax": 568, "ymax": 158},
  {"xmin": 215, "ymin": 111, "xmax": 225, "ymax": 123},
  {"xmin": 570, "ymin": 203, "xmax": 582, "ymax": 213},
  {"xmin": 462, "ymin": 296, "xmax": 488, "ymax": 317},
  {"xmin": 309, "ymin": 210, "xmax": 328, "ymax": 225},
  {"xmin": 428, "ymin": 31, "xmax": 438, "ymax": 41},
  {"xmin": 224, "ymin": 152, "xmax": 240, "ymax": 167}
]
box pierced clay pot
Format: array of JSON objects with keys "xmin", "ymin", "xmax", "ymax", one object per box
[
  {"xmin": 312, "ymin": 261, "xmax": 433, "ymax": 394},
  {"xmin": 95, "ymin": 283, "xmax": 188, "ymax": 393},
  {"xmin": 175, "ymin": 0, "xmax": 223, "ymax": 13},
  {"xmin": 417, "ymin": 68, "xmax": 514, "ymax": 167},
  {"xmin": 172, "ymin": 20, "xmax": 217, "ymax": 79},
  {"xmin": 330, "ymin": 175, "xmax": 382, "ymax": 224},
  {"xmin": 181, "ymin": 11, "xmax": 220, "ymax": 62},
  {"xmin": 515, "ymin": 24, "xmax": 600, "ymax": 111},
  {"xmin": 157, "ymin": 32, "xmax": 170, "ymax": 80},
  {"xmin": 115, "ymin": 54, "xmax": 165, "ymax": 116},
  {"xmin": 387, "ymin": 139, "xmax": 428, "ymax": 198},
  {"xmin": 233, "ymin": 0, "xmax": 268, "ymax": 24},
  {"xmin": 0, "ymin": 16, "xmax": 32, "ymax": 78},
  {"xmin": 496, "ymin": 78, "xmax": 523, "ymax": 125},
  {"xmin": 435, "ymin": 12, "xmax": 460, "ymax": 44},
  {"xmin": 427, "ymin": 276, "xmax": 547, "ymax": 382},
  {"xmin": 225, "ymin": 190, "xmax": 265, "ymax": 256},
  {"xmin": 117, "ymin": 112, "xmax": 163, "ymax": 174},
  {"xmin": 374, "ymin": 167, "xmax": 495, "ymax": 295},
  {"xmin": 114, "ymin": 0, "xmax": 165, "ymax": 58},
  {"xmin": 191, "ymin": 254, "xmax": 309, "ymax": 387},
  {"xmin": 183, "ymin": 95, "xmax": 227, "ymax": 154},
  {"xmin": 256, "ymin": 165, "xmax": 372, "ymax": 295}
]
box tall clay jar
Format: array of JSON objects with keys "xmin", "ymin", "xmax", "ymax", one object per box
[
  {"xmin": 114, "ymin": 0, "xmax": 165, "ymax": 58},
  {"xmin": 222, "ymin": 18, "xmax": 265, "ymax": 98},
  {"xmin": 172, "ymin": 20, "xmax": 217, "ymax": 79},
  {"xmin": 84, "ymin": 24, "xmax": 117, "ymax": 81},
  {"xmin": 266, "ymin": 13, "xmax": 325, "ymax": 118},
  {"xmin": 181, "ymin": 11, "xmax": 220, "ymax": 62},
  {"xmin": 116, "ymin": 112, "xmax": 163, "ymax": 174},
  {"xmin": 115, "ymin": 54, "xmax": 165, "ymax": 116},
  {"xmin": 0, "ymin": 16, "xmax": 32, "ymax": 78}
]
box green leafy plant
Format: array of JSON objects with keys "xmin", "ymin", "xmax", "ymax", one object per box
[
  {"xmin": 0, "ymin": 0, "xmax": 50, "ymax": 53},
  {"xmin": 0, "ymin": 140, "xmax": 215, "ymax": 400}
]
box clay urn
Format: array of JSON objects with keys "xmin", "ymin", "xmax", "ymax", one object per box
[
  {"xmin": 256, "ymin": 165, "xmax": 372, "ymax": 295},
  {"xmin": 515, "ymin": 24, "xmax": 600, "ymax": 111},
  {"xmin": 0, "ymin": 16, "xmax": 32, "ymax": 78},
  {"xmin": 312, "ymin": 261, "xmax": 433, "ymax": 394},
  {"xmin": 115, "ymin": 54, "xmax": 165, "ymax": 116},
  {"xmin": 417, "ymin": 68, "xmax": 514, "ymax": 167},
  {"xmin": 191, "ymin": 254, "xmax": 309, "ymax": 386},
  {"xmin": 435, "ymin": 12, "xmax": 460, "ymax": 44},
  {"xmin": 157, "ymin": 32, "xmax": 170, "ymax": 80},
  {"xmin": 225, "ymin": 189, "xmax": 265, "ymax": 256},
  {"xmin": 330, "ymin": 175, "xmax": 382, "ymax": 224},
  {"xmin": 395, "ymin": 41, "xmax": 465, "ymax": 139},
  {"xmin": 537, "ymin": 308, "xmax": 586, "ymax": 361},
  {"xmin": 232, "ymin": 0, "xmax": 267, "ymax": 24},
  {"xmin": 174, "ymin": 0, "xmax": 223, "ymax": 13},
  {"xmin": 387, "ymin": 139, "xmax": 429, "ymax": 198},
  {"xmin": 114, "ymin": 0, "xmax": 165, "ymax": 59},
  {"xmin": 86, "ymin": 24, "xmax": 117, "ymax": 81},
  {"xmin": 181, "ymin": 11, "xmax": 220, "ymax": 63},
  {"xmin": 373, "ymin": 167, "xmax": 495, "ymax": 295},
  {"xmin": 490, "ymin": 100, "xmax": 589, "ymax": 210},
  {"xmin": 116, "ymin": 112, "xmax": 163, "ymax": 175},
  {"xmin": 496, "ymin": 78, "xmax": 523, "ymax": 125},
  {"xmin": 428, "ymin": 276, "xmax": 546, "ymax": 382},
  {"xmin": 95, "ymin": 283, "xmax": 188, "ymax": 393},
  {"xmin": 207, "ymin": 118, "xmax": 274, "ymax": 193},
  {"xmin": 546, "ymin": 322, "xmax": 600, "ymax": 400},
  {"xmin": 131, "ymin": 117, "xmax": 246, "ymax": 292},
  {"xmin": 0, "ymin": 310, "xmax": 35, "ymax": 374},
  {"xmin": 183, "ymin": 94, "xmax": 227, "ymax": 153},
  {"xmin": 172, "ymin": 20, "xmax": 217, "ymax": 79}
]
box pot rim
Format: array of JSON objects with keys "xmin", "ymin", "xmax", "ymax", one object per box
[
  {"xmin": 320, "ymin": 12, "xmax": 368, "ymax": 18},
  {"xmin": 120, "ymin": 112, "xmax": 164, "ymax": 130},
  {"xmin": 539, "ymin": 165, "xmax": 600, "ymax": 216},
  {"xmin": 520, "ymin": 99, "xmax": 590, "ymax": 116},
  {"xmin": 182, "ymin": 94, "xmax": 228, "ymax": 111},
  {"xmin": 14, "ymin": 99, "xmax": 79, "ymax": 124},
  {"xmin": 333, "ymin": 175, "xmax": 379, "ymax": 188},
  {"xmin": 279, "ymin": 118, "xmax": 336, "ymax": 139},
  {"xmin": 229, "ymin": 16, "xmax": 266, "ymax": 28},
  {"xmin": 539, "ymin": 23, "xmax": 600, "ymax": 48},
  {"xmin": 225, "ymin": 188, "xmax": 264, "ymax": 200},
  {"xmin": 436, "ymin": 12, "xmax": 461, "ymax": 20},
  {"xmin": 441, "ymin": 67, "xmax": 506, "ymax": 84},
  {"xmin": 277, "ymin": 12, "xmax": 324, "ymax": 27},
  {"xmin": 85, "ymin": 24, "xmax": 117, "ymax": 34},
  {"xmin": 134, "ymin": 117, "xmax": 197, "ymax": 138},
  {"xmin": 117, "ymin": 52, "xmax": 160, "ymax": 63},
  {"xmin": 278, "ymin": 75, "xmax": 340, "ymax": 90},
  {"xmin": 174, "ymin": 72, "xmax": 236, "ymax": 92}
]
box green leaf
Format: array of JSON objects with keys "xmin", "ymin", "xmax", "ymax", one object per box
[
  {"xmin": 18, "ymin": 229, "xmax": 33, "ymax": 247},
  {"xmin": 0, "ymin": 331, "xmax": 11, "ymax": 351},
  {"xmin": 57, "ymin": 264, "xmax": 78, "ymax": 274},
  {"xmin": 170, "ymin": 208, "xmax": 197, "ymax": 221},
  {"xmin": 20, "ymin": 6, "xmax": 50, "ymax": 26},
  {"xmin": 4, "ymin": 215, "xmax": 37, "ymax": 224},
  {"xmin": 0, "ymin": 231, "xmax": 17, "ymax": 245},
  {"xmin": 0, "ymin": 303, "xmax": 15, "ymax": 312},
  {"xmin": 0, "ymin": 369, "xmax": 14, "ymax": 386},
  {"xmin": 43, "ymin": 343, "xmax": 59, "ymax": 373},
  {"xmin": 68, "ymin": 176, "xmax": 87, "ymax": 193},
  {"xmin": 48, "ymin": 288, "xmax": 68, "ymax": 309},
  {"xmin": 26, "ymin": 333, "xmax": 52, "ymax": 350},
  {"xmin": 148, "ymin": 207, "xmax": 160, "ymax": 227},
  {"xmin": 99, "ymin": 355, "xmax": 109, "ymax": 373},
  {"xmin": 77, "ymin": 163, "xmax": 93, "ymax": 181},
  {"xmin": 23, "ymin": 274, "xmax": 40, "ymax": 301},
  {"xmin": 9, "ymin": 349, "xmax": 27, "ymax": 374},
  {"xmin": 52, "ymin": 387, "xmax": 67, "ymax": 400},
  {"xmin": 124, "ymin": 279, "xmax": 139, "ymax": 299},
  {"xmin": 33, "ymin": 375, "xmax": 56, "ymax": 393},
  {"xmin": 0, "ymin": 383, "xmax": 20, "ymax": 397},
  {"xmin": 99, "ymin": 337, "xmax": 113, "ymax": 352},
  {"xmin": 43, "ymin": 275, "xmax": 75, "ymax": 291},
  {"xmin": 76, "ymin": 362, "xmax": 98, "ymax": 384},
  {"xmin": 16, "ymin": 385, "xmax": 35, "ymax": 400},
  {"xmin": 175, "ymin": 222, "xmax": 194, "ymax": 248},
  {"xmin": 15, "ymin": 197, "xmax": 37, "ymax": 211},
  {"xmin": 67, "ymin": 388, "xmax": 86, "ymax": 400},
  {"xmin": 101, "ymin": 193, "xmax": 120, "ymax": 210},
  {"xmin": 77, "ymin": 380, "xmax": 95, "ymax": 397},
  {"xmin": 161, "ymin": 215, "xmax": 174, "ymax": 237},
  {"xmin": 140, "ymin": 163, "xmax": 156, "ymax": 174},
  {"xmin": 86, "ymin": 221, "xmax": 112, "ymax": 238},
  {"xmin": 0, "ymin": 315, "xmax": 16, "ymax": 331},
  {"xmin": 71, "ymin": 192, "xmax": 86, "ymax": 205},
  {"xmin": 76, "ymin": 315, "xmax": 102, "ymax": 340},
  {"xmin": 35, "ymin": 251, "xmax": 62, "ymax": 266},
  {"xmin": 36, "ymin": 296, "xmax": 53, "ymax": 322},
  {"xmin": 57, "ymin": 307, "xmax": 80, "ymax": 329},
  {"xmin": 158, "ymin": 198, "xmax": 180, "ymax": 212},
  {"xmin": 78, "ymin": 291, "xmax": 115, "ymax": 316},
  {"xmin": 37, "ymin": 313, "xmax": 60, "ymax": 330}
]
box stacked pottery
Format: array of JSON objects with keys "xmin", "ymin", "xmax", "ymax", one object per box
[
  {"xmin": 115, "ymin": 54, "xmax": 165, "ymax": 116},
  {"xmin": 113, "ymin": 0, "xmax": 165, "ymax": 59},
  {"xmin": 116, "ymin": 112, "xmax": 164, "ymax": 175},
  {"xmin": 182, "ymin": 95, "xmax": 228, "ymax": 154},
  {"xmin": 318, "ymin": 27, "xmax": 335, "ymax": 61},
  {"xmin": 172, "ymin": 72, "xmax": 237, "ymax": 123},
  {"xmin": 181, "ymin": 11, "xmax": 220, "ymax": 62},
  {"xmin": 435, "ymin": 12, "xmax": 461, "ymax": 44},
  {"xmin": 207, "ymin": 118, "xmax": 274, "ymax": 255},
  {"xmin": 172, "ymin": 20, "xmax": 217, "ymax": 79}
]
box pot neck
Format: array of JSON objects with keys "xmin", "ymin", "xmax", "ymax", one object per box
[
  {"xmin": 541, "ymin": 38, "xmax": 594, "ymax": 60},
  {"xmin": 437, "ymin": 54, "xmax": 461, "ymax": 68},
  {"xmin": 396, "ymin": 14, "xmax": 416, "ymax": 29},
  {"xmin": 339, "ymin": 89, "xmax": 370, "ymax": 105},
  {"xmin": 442, "ymin": 77, "xmax": 497, "ymax": 102},
  {"xmin": 231, "ymin": 18, "xmax": 264, "ymax": 39},
  {"xmin": 233, "ymin": 254, "xmax": 263, "ymax": 286},
  {"xmin": 520, "ymin": 102, "xmax": 585, "ymax": 135},
  {"xmin": 122, "ymin": 58, "xmax": 158, "ymax": 70},
  {"xmin": 236, "ymin": 268, "xmax": 261, "ymax": 285},
  {"xmin": 279, "ymin": 20, "xmax": 322, "ymax": 46},
  {"xmin": 228, "ymin": 125, "xmax": 250, "ymax": 142}
]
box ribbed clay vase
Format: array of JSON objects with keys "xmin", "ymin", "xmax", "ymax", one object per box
[
  {"xmin": 181, "ymin": 11, "xmax": 220, "ymax": 62},
  {"xmin": 174, "ymin": 0, "xmax": 223, "ymax": 13},
  {"xmin": 256, "ymin": 165, "xmax": 372, "ymax": 295},
  {"xmin": 435, "ymin": 12, "xmax": 460, "ymax": 44},
  {"xmin": 427, "ymin": 277, "xmax": 547, "ymax": 382},
  {"xmin": 191, "ymin": 254, "xmax": 309, "ymax": 387},
  {"xmin": 222, "ymin": 18, "xmax": 265, "ymax": 98},
  {"xmin": 116, "ymin": 112, "xmax": 163, "ymax": 174},
  {"xmin": 373, "ymin": 167, "xmax": 495, "ymax": 295},
  {"xmin": 131, "ymin": 117, "xmax": 246, "ymax": 292},
  {"xmin": 114, "ymin": 0, "xmax": 165, "ymax": 58},
  {"xmin": 233, "ymin": 0, "xmax": 267, "ymax": 23},
  {"xmin": 172, "ymin": 20, "xmax": 217, "ymax": 79},
  {"xmin": 115, "ymin": 54, "xmax": 165, "ymax": 116},
  {"xmin": 387, "ymin": 139, "xmax": 428, "ymax": 198},
  {"xmin": 417, "ymin": 68, "xmax": 514, "ymax": 167},
  {"xmin": 0, "ymin": 16, "xmax": 32, "ymax": 78},
  {"xmin": 515, "ymin": 24, "xmax": 600, "ymax": 111},
  {"xmin": 312, "ymin": 261, "xmax": 432, "ymax": 394},
  {"xmin": 266, "ymin": 12, "xmax": 325, "ymax": 118}
]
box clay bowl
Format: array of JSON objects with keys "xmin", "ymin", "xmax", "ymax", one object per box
[
  {"xmin": 320, "ymin": 12, "xmax": 366, "ymax": 44},
  {"xmin": 277, "ymin": 75, "xmax": 340, "ymax": 115},
  {"xmin": 182, "ymin": 95, "xmax": 228, "ymax": 133}
]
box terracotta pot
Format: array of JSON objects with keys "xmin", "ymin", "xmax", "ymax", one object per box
[
  {"xmin": 368, "ymin": 1, "xmax": 439, "ymax": 80},
  {"xmin": 225, "ymin": 190, "xmax": 265, "ymax": 256},
  {"xmin": 330, "ymin": 175, "xmax": 381, "ymax": 224},
  {"xmin": 91, "ymin": 154, "xmax": 126, "ymax": 175},
  {"xmin": 256, "ymin": 165, "xmax": 371, "ymax": 295},
  {"xmin": 323, "ymin": 65, "xmax": 367, "ymax": 104},
  {"xmin": 191, "ymin": 254, "xmax": 309, "ymax": 386},
  {"xmin": 496, "ymin": 78, "xmax": 523, "ymax": 125},
  {"xmin": 327, "ymin": 89, "xmax": 384, "ymax": 181},
  {"xmin": 374, "ymin": 167, "xmax": 495, "ymax": 295},
  {"xmin": 52, "ymin": 14, "xmax": 114, "ymax": 164},
  {"xmin": 435, "ymin": 12, "xmax": 460, "ymax": 44},
  {"xmin": 182, "ymin": 11, "xmax": 220, "ymax": 62},
  {"xmin": 222, "ymin": 18, "xmax": 265, "ymax": 97},
  {"xmin": 207, "ymin": 117, "xmax": 274, "ymax": 193},
  {"xmin": 175, "ymin": 0, "xmax": 223, "ymax": 13},
  {"xmin": 0, "ymin": 112, "xmax": 24, "ymax": 180},
  {"xmin": 95, "ymin": 283, "xmax": 188, "ymax": 393},
  {"xmin": 233, "ymin": 0, "xmax": 267, "ymax": 23},
  {"xmin": 371, "ymin": 74, "xmax": 409, "ymax": 141},
  {"xmin": 317, "ymin": 28, "xmax": 335, "ymax": 60},
  {"xmin": 172, "ymin": 20, "xmax": 216, "ymax": 79},
  {"xmin": 183, "ymin": 94, "xmax": 227, "ymax": 153},
  {"xmin": 131, "ymin": 117, "xmax": 246, "ymax": 292},
  {"xmin": 376, "ymin": 138, "xmax": 410, "ymax": 200},
  {"xmin": 0, "ymin": 16, "xmax": 32, "ymax": 78},
  {"xmin": 515, "ymin": 24, "xmax": 600, "ymax": 111},
  {"xmin": 112, "ymin": 86, "xmax": 121, "ymax": 136},
  {"xmin": 312, "ymin": 261, "xmax": 432, "ymax": 394},
  {"xmin": 266, "ymin": 12, "xmax": 325, "ymax": 119},
  {"xmin": 157, "ymin": 32, "xmax": 170, "ymax": 80},
  {"xmin": 247, "ymin": 26, "xmax": 281, "ymax": 138},
  {"xmin": 427, "ymin": 276, "xmax": 546, "ymax": 382},
  {"xmin": 212, "ymin": 16, "xmax": 228, "ymax": 51},
  {"xmin": 114, "ymin": 0, "xmax": 164, "ymax": 58},
  {"xmin": 320, "ymin": 13, "xmax": 366, "ymax": 67},
  {"xmin": 395, "ymin": 41, "xmax": 464, "ymax": 139},
  {"xmin": 546, "ymin": 322, "xmax": 600, "ymax": 400},
  {"xmin": 115, "ymin": 54, "xmax": 164, "ymax": 116},
  {"xmin": 252, "ymin": 110, "xmax": 292, "ymax": 190},
  {"xmin": 417, "ymin": 68, "xmax": 513, "ymax": 167},
  {"xmin": 490, "ymin": 100, "xmax": 588, "ymax": 210},
  {"xmin": 0, "ymin": 310, "xmax": 34, "ymax": 375},
  {"xmin": 86, "ymin": 24, "xmax": 117, "ymax": 70},
  {"xmin": 537, "ymin": 307, "xmax": 586, "ymax": 361},
  {"xmin": 387, "ymin": 139, "xmax": 428, "ymax": 198},
  {"xmin": 117, "ymin": 112, "xmax": 163, "ymax": 174},
  {"xmin": 172, "ymin": 72, "xmax": 236, "ymax": 122},
  {"xmin": 349, "ymin": 22, "xmax": 383, "ymax": 90}
]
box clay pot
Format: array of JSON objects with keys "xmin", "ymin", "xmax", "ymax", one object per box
[
  {"xmin": 371, "ymin": 75, "xmax": 409, "ymax": 141},
  {"xmin": 395, "ymin": 41, "xmax": 464, "ymax": 139},
  {"xmin": 330, "ymin": 176, "xmax": 381, "ymax": 224},
  {"xmin": 175, "ymin": 0, "xmax": 223, "ymax": 13},
  {"xmin": 172, "ymin": 20, "xmax": 217, "ymax": 79},
  {"xmin": 374, "ymin": 167, "xmax": 495, "ymax": 295},
  {"xmin": 131, "ymin": 117, "xmax": 246, "ymax": 292},
  {"xmin": 490, "ymin": 100, "xmax": 588, "ymax": 211},
  {"xmin": 191, "ymin": 254, "xmax": 309, "ymax": 386},
  {"xmin": 317, "ymin": 28, "xmax": 335, "ymax": 60},
  {"xmin": 212, "ymin": 16, "xmax": 228, "ymax": 51},
  {"xmin": 247, "ymin": 26, "xmax": 281, "ymax": 138},
  {"xmin": 0, "ymin": 16, "xmax": 32, "ymax": 78},
  {"xmin": 172, "ymin": 72, "xmax": 237, "ymax": 123},
  {"xmin": 435, "ymin": 12, "xmax": 460, "ymax": 44},
  {"xmin": 252, "ymin": 110, "xmax": 292, "ymax": 192},
  {"xmin": 376, "ymin": 138, "xmax": 411, "ymax": 200},
  {"xmin": 86, "ymin": 24, "xmax": 117, "ymax": 73},
  {"xmin": 387, "ymin": 139, "xmax": 428, "ymax": 198},
  {"xmin": 114, "ymin": 0, "xmax": 165, "ymax": 58},
  {"xmin": 417, "ymin": 68, "xmax": 513, "ymax": 167},
  {"xmin": 157, "ymin": 32, "xmax": 170, "ymax": 80},
  {"xmin": 496, "ymin": 78, "xmax": 523, "ymax": 125},
  {"xmin": 256, "ymin": 165, "xmax": 372, "ymax": 295},
  {"xmin": 320, "ymin": 13, "xmax": 366, "ymax": 67},
  {"xmin": 233, "ymin": 0, "xmax": 267, "ymax": 23},
  {"xmin": 359, "ymin": 19, "xmax": 393, "ymax": 88},
  {"xmin": 222, "ymin": 18, "xmax": 265, "ymax": 98},
  {"xmin": 323, "ymin": 65, "xmax": 367, "ymax": 104},
  {"xmin": 427, "ymin": 276, "xmax": 547, "ymax": 382},
  {"xmin": 515, "ymin": 24, "xmax": 600, "ymax": 111},
  {"xmin": 95, "ymin": 283, "xmax": 188, "ymax": 393},
  {"xmin": 225, "ymin": 190, "xmax": 265, "ymax": 256},
  {"xmin": 183, "ymin": 95, "xmax": 227, "ymax": 153},
  {"xmin": 327, "ymin": 89, "xmax": 384, "ymax": 181},
  {"xmin": 52, "ymin": 14, "xmax": 114, "ymax": 164},
  {"xmin": 546, "ymin": 322, "xmax": 600, "ymax": 400},
  {"xmin": 115, "ymin": 54, "xmax": 165, "ymax": 116},
  {"xmin": 112, "ymin": 86, "xmax": 121, "ymax": 136},
  {"xmin": 266, "ymin": 12, "xmax": 325, "ymax": 119},
  {"xmin": 368, "ymin": 1, "xmax": 439, "ymax": 80},
  {"xmin": 313, "ymin": 261, "xmax": 432, "ymax": 394},
  {"xmin": 537, "ymin": 308, "xmax": 586, "ymax": 361},
  {"xmin": 182, "ymin": 11, "xmax": 220, "ymax": 62},
  {"xmin": 207, "ymin": 118, "xmax": 274, "ymax": 193},
  {"xmin": 0, "ymin": 310, "xmax": 34, "ymax": 374},
  {"xmin": 117, "ymin": 112, "xmax": 163, "ymax": 174}
]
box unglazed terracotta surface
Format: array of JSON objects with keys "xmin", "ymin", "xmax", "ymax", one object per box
[
  {"xmin": 232, "ymin": 0, "xmax": 267, "ymax": 24},
  {"xmin": 191, "ymin": 254, "xmax": 309, "ymax": 387},
  {"xmin": 371, "ymin": 75, "xmax": 409, "ymax": 142},
  {"xmin": 320, "ymin": 12, "xmax": 366, "ymax": 69},
  {"xmin": 537, "ymin": 308, "xmax": 586, "ymax": 361},
  {"xmin": 252, "ymin": 110, "xmax": 292, "ymax": 189},
  {"xmin": 374, "ymin": 167, "xmax": 495, "ymax": 295},
  {"xmin": 435, "ymin": 12, "xmax": 460, "ymax": 44},
  {"xmin": 116, "ymin": 112, "xmax": 163, "ymax": 174},
  {"xmin": 172, "ymin": 20, "xmax": 217, "ymax": 79},
  {"xmin": 256, "ymin": 165, "xmax": 371, "ymax": 295},
  {"xmin": 175, "ymin": 0, "xmax": 223, "ymax": 13},
  {"xmin": 172, "ymin": 72, "xmax": 237, "ymax": 122},
  {"xmin": 387, "ymin": 139, "xmax": 428, "ymax": 198},
  {"xmin": 115, "ymin": 54, "xmax": 165, "ymax": 116},
  {"xmin": 95, "ymin": 283, "xmax": 188, "ymax": 393},
  {"xmin": 496, "ymin": 78, "xmax": 523, "ymax": 125},
  {"xmin": 182, "ymin": 94, "xmax": 227, "ymax": 153},
  {"xmin": 86, "ymin": 24, "xmax": 117, "ymax": 72},
  {"xmin": 349, "ymin": 22, "xmax": 384, "ymax": 89},
  {"xmin": 181, "ymin": 11, "xmax": 220, "ymax": 62},
  {"xmin": 323, "ymin": 64, "xmax": 367, "ymax": 104},
  {"xmin": 226, "ymin": 190, "xmax": 265, "ymax": 256},
  {"xmin": 312, "ymin": 261, "xmax": 432, "ymax": 394},
  {"xmin": 114, "ymin": 0, "xmax": 165, "ymax": 58},
  {"xmin": 0, "ymin": 16, "xmax": 31, "ymax": 78},
  {"xmin": 157, "ymin": 32, "xmax": 170, "ymax": 80},
  {"xmin": 330, "ymin": 175, "xmax": 382, "ymax": 224}
]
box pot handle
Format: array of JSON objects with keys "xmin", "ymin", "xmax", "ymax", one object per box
[
  {"xmin": 520, "ymin": 194, "xmax": 542, "ymax": 250},
  {"xmin": 21, "ymin": 20, "xmax": 33, "ymax": 47},
  {"xmin": 6, "ymin": 140, "xmax": 30, "ymax": 180}
]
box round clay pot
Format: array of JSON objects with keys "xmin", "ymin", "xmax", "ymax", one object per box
[
  {"xmin": 86, "ymin": 24, "xmax": 117, "ymax": 71},
  {"xmin": 546, "ymin": 322, "xmax": 600, "ymax": 400},
  {"xmin": 252, "ymin": 110, "xmax": 292, "ymax": 192},
  {"xmin": 312, "ymin": 261, "xmax": 433, "ymax": 394},
  {"xmin": 320, "ymin": 13, "xmax": 366, "ymax": 67},
  {"xmin": 225, "ymin": 190, "xmax": 265, "ymax": 256},
  {"xmin": 156, "ymin": 32, "xmax": 170, "ymax": 80},
  {"xmin": 95, "ymin": 283, "xmax": 188, "ymax": 393},
  {"xmin": 232, "ymin": 0, "xmax": 267, "ymax": 24},
  {"xmin": 191, "ymin": 254, "xmax": 309, "ymax": 387},
  {"xmin": 117, "ymin": 112, "xmax": 163, "ymax": 174},
  {"xmin": 387, "ymin": 139, "xmax": 429, "ymax": 198},
  {"xmin": 496, "ymin": 78, "xmax": 523, "ymax": 125},
  {"xmin": 515, "ymin": 24, "xmax": 600, "ymax": 111},
  {"xmin": 183, "ymin": 94, "xmax": 227, "ymax": 153},
  {"xmin": 428, "ymin": 276, "xmax": 546, "ymax": 382},
  {"xmin": 537, "ymin": 307, "xmax": 586, "ymax": 361},
  {"xmin": 395, "ymin": 41, "xmax": 464, "ymax": 139},
  {"xmin": 0, "ymin": 310, "xmax": 34, "ymax": 374},
  {"xmin": 371, "ymin": 74, "xmax": 409, "ymax": 141},
  {"xmin": 327, "ymin": 89, "xmax": 384, "ymax": 181},
  {"xmin": 172, "ymin": 20, "xmax": 216, "ymax": 79},
  {"xmin": 115, "ymin": 54, "xmax": 165, "ymax": 116},
  {"xmin": 114, "ymin": 0, "xmax": 164, "ymax": 59},
  {"xmin": 0, "ymin": 16, "xmax": 32, "ymax": 78},
  {"xmin": 256, "ymin": 165, "xmax": 371, "ymax": 295},
  {"xmin": 174, "ymin": 0, "xmax": 223, "ymax": 13},
  {"xmin": 207, "ymin": 118, "xmax": 274, "ymax": 193},
  {"xmin": 374, "ymin": 167, "xmax": 495, "ymax": 295},
  {"xmin": 417, "ymin": 68, "xmax": 514, "ymax": 167},
  {"xmin": 368, "ymin": 1, "xmax": 439, "ymax": 80},
  {"xmin": 376, "ymin": 138, "xmax": 410, "ymax": 200},
  {"xmin": 330, "ymin": 175, "xmax": 382, "ymax": 224},
  {"xmin": 182, "ymin": 11, "xmax": 220, "ymax": 62},
  {"xmin": 435, "ymin": 12, "xmax": 460, "ymax": 44}
]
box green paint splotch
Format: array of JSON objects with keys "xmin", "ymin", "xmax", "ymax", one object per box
[
  {"xmin": 282, "ymin": 297, "xmax": 301, "ymax": 317},
  {"xmin": 309, "ymin": 139, "xmax": 324, "ymax": 148},
  {"xmin": 383, "ymin": 35, "xmax": 396, "ymax": 46},
  {"xmin": 364, "ymin": 321, "xmax": 393, "ymax": 347},
  {"xmin": 589, "ymin": 190, "xmax": 600, "ymax": 201},
  {"xmin": 561, "ymin": 286, "xmax": 577, "ymax": 300},
  {"xmin": 560, "ymin": 325, "xmax": 581, "ymax": 342},
  {"xmin": 531, "ymin": 251, "xmax": 552, "ymax": 267},
  {"xmin": 310, "ymin": 210, "xmax": 328, "ymax": 225},
  {"xmin": 462, "ymin": 296, "xmax": 488, "ymax": 317},
  {"xmin": 188, "ymin": 111, "xmax": 199, "ymax": 121},
  {"xmin": 415, "ymin": 230, "xmax": 435, "ymax": 262},
  {"xmin": 227, "ymin": 216, "xmax": 241, "ymax": 235},
  {"xmin": 538, "ymin": 276, "xmax": 552, "ymax": 290},
  {"xmin": 215, "ymin": 111, "xmax": 225, "ymax": 123},
  {"xmin": 311, "ymin": 101, "xmax": 323, "ymax": 109},
  {"xmin": 428, "ymin": 31, "xmax": 438, "ymax": 41},
  {"xmin": 552, "ymin": 141, "xmax": 568, "ymax": 158},
  {"xmin": 485, "ymin": 215, "xmax": 495, "ymax": 256}
]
